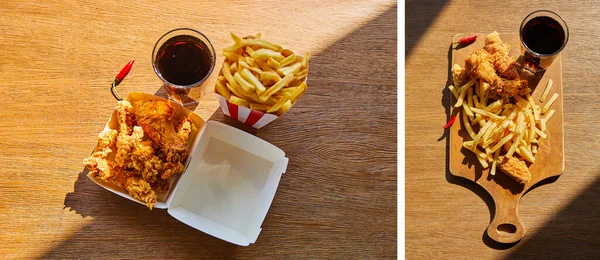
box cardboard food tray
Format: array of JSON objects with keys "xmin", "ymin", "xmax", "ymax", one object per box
[
  {"xmin": 448, "ymin": 33, "xmax": 565, "ymax": 244},
  {"xmin": 88, "ymin": 92, "xmax": 289, "ymax": 246}
]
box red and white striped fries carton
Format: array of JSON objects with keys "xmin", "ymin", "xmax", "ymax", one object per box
[{"xmin": 216, "ymin": 94, "xmax": 282, "ymax": 129}]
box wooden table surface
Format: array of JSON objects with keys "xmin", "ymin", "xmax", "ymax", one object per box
[
  {"xmin": 407, "ymin": 0, "xmax": 600, "ymax": 259},
  {"xmin": 0, "ymin": 1, "xmax": 397, "ymax": 259}
]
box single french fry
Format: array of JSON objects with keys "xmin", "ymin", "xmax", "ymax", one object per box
[
  {"xmin": 229, "ymin": 62, "xmax": 238, "ymax": 74},
  {"xmin": 229, "ymin": 95, "xmax": 249, "ymax": 107},
  {"xmin": 260, "ymin": 70, "xmax": 282, "ymax": 85},
  {"xmin": 250, "ymin": 48, "xmax": 285, "ymax": 61},
  {"xmin": 540, "ymin": 79, "xmax": 553, "ymax": 102},
  {"xmin": 222, "ymin": 61, "xmax": 243, "ymax": 92},
  {"xmin": 233, "ymin": 71, "xmax": 256, "ymax": 92},
  {"xmin": 454, "ymin": 86, "xmax": 468, "ymax": 108},
  {"xmin": 449, "ymin": 85, "xmax": 459, "ymax": 99},
  {"xmin": 224, "ymin": 38, "xmax": 283, "ymax": 53},
  {"xmin": 275, "ymin": 100, "xmax": 293, "ymax": 116},
  {"xmin": 462, "ymin": 111, "xmax": 476, "ymax": 139},
  {"xmin": 215, "ymin": 80, "xmax": 231, "ymax": 100},
  {"xmin": 231, "ymin": 32, "xmax": 243, "ymax": 43},
  {"xmin": 542, "ymin": 93, "xmax": 559, "ymax": 114},
  {"xmin": 301, "ymin": 52, "xmax": 310, "ymax": 69},
  {"xmin": 260, "ymin": 74, "xmax": 294, "ymax": 102},
  {"xmin": 255, "ymin": 59, "xmax": 273, "ymax": 72},
  {"xmin": 250, "ymin": 102, "xmax": 271, "ymax": 111},
  {"xmin": 470, "ymin": 108, "xmax": 505, "ymax": 120},
  {"xmin": 281, "ymin": 86, "xmax": 299, "ymax": 95},
  {"xmin": 225, "ymin": 83, "xmax": 266, "ymax": 104},
  {"xmin": 279, "ymin": 54, "xmax": 297, "ymax": 67},
  {"xmin": 281, "ymin": 49, "xmax": 294, "ymax": 57},
  {"xmin": 267, "ymin": 92, "xmax": 292, "ymax": 113},
  {"xmin": 289, "ymin": 82, "xmax": 307, "ymax": 103},
  {"xmin": 240, "ymin": 68, "xmax": 266, "ymax": 94},
  {"xmin": 267, "ymin": 57, "xmax": 281, "ymax": 70},
  {"xmin": 245, "ymin": 46, "xmax": 255, "ymax": 56},
  {"xmin": 277, "ymin": 62, "xmax": 302, "ymax": 76},
  {"xmin": 223, "ymin": 51, "xmax": 242, "ymax": 62},
  {"xmin": 544, "ymin": 109, "xmax": 555, "ymax": 122}
]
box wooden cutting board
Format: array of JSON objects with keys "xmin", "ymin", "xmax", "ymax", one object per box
[{"xmin": 449, "ymin": 33, "xmax": 565, "ymax": 244}]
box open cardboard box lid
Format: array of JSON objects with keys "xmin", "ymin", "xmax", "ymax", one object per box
[{"xmin": 88, "ymin": 92, "xmax": 289, "ymax": 246}]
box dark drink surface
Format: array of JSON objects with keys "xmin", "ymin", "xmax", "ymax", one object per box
[
  {"xmin": 521, "ymin": 16, "xmax": 565, "ymax": 55},
  {"xmin": 156, "ymin": 35, "xmax": 213, "ymax": 86}
]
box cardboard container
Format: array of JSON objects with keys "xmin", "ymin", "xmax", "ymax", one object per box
[
  {"xmin": 88, "ymin": 92, "xmax": 289, "ymax": 246},
  {"xmin": 216, "ymin": 93, "xmax": 280, "ymax": 129},
  {"xmin": 214, "ymin": 48, "xmax": 308, "ymax": 129}
]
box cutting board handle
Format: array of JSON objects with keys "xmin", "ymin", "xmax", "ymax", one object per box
[{"xmin": 486, "ymin": 197, "xmax": 526, "ymax": 244}]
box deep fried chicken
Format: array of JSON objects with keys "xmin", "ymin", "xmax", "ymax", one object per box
[
  {"xmin": 464, "ymin": 49, "xmax": 499, "ymax": 84},
  {"xmin": 487, "ymin": 79, "xmax": 530, "ymax": 102},
  {"xmin": 134, "ymin": 101, "xmax": 188, "ymax": 163},
  {"xmin": 84, "ymin": 128, "xmax": 158, "ymax": 208},
  {"xmin": 84, "ymin": 100, "xmax": 193, "ymax": 209},
  {"xmin": 463, "ymin": 33, "xmax": 531, "ymax": 101},
  {"xmin": 499, "ymin": 157, "xmax": 532, "ymax": 184},
  {"xmin": 452, "ymin": 64, "xmax": 470, "ymax": 87},
  {"xmin": 485, "ymin": 32, "xmax": 520, "ymax": 80},
  {"xmin": 83, "ymin": 129, "xmax": 118, "ymax": 181},
  {"xmin": 110, "ymin": 166, "xmax": 157, "ymax": 208}
]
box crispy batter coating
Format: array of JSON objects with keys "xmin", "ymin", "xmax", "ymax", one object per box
[
  {"xmin": 84, "ymin": 100, "xmax": 193, "ymax": 209},
  {"xmin": 452, "ymin": 64, "xmax": 470, "ymax": 87},
  {"xmin": 134, "ymin": 101, "xmax": 188, "ymax": 163},
  {"xmin": 499, "ymin": 157, "xmax": 532, "ymax": 184},
  {"xmin": 487, "ymin": 79, "xmax": 530, "ymax": 102},
  {"xmin": 464, "ymin": 49, "xmax": 498, "ymax": 84},
  {"xmin": 485, "ymin": 32, "xmax": 521, "ymax": 80}
]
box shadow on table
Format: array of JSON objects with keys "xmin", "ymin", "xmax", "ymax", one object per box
[
  {"xmin": 406, "ymin": 0, "xmax": 450, "ymax": 57},
  {"xmin": 42, "ymin": 169, "xmax": 237, "ymax": 259},
  {"xmin": 44, "ymin": 4, "xmax": 398, "ymax": 259},
  {"xmin": 506, "ymin": 174, "xmax": 600, "ymax": 258}
]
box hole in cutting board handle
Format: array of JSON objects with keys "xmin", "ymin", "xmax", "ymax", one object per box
[{"xmin": 497, "ymin": 223, "xmax": 517, "ymax": 234}]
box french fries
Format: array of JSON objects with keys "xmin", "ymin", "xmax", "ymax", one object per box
[
  {"xmin": 215, "ymin": 33, "xmax": 309, "ymax": 116},
  {"xmin": 449, "ymin": 74, "xmax": 559, "ymax": 174}
]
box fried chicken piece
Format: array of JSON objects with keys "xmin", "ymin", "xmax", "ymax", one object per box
[
  {"xmin": 116, "ymin": 101, "xmax": 136, "ymax": 135},
  {"xmin": 487, "ymin": 79, "xmax": 530, "ymax": 102},
  {"xmin": 151, "ymin": 179, "xmax": 170, "ymax": 194},
  {"xmin": 464, "ymin": 49, "xmax": 499, "ymax": 84},
  {"xmin": 176, "ymin": 118, "xmax": 193, "ymax": 142},
  {"xmin": 97, "ymin": 128, "xmax": 119, "ymax": 150},
  {"xmin": 485, "ymin": 32, "xmax": 521, "ymax": 80},
  {"xmin": 84, "ymin": 100, "xmax": 193, "ymax": 209},
  {"xmin": 499, "ymin": 157, "xmax": 532, "ymax": 184},
  {"xmin": 452, "ymin": 64, "xmax": 470, "ymax": 87},
  {"xmin": 115, "ymin": 126, "xmax": 163, "ymax": 183},
  {"xmin": 83, "ymin": 129, "xmax": 118, "ymax": 181},
  {"xmin": 111, "ymin": 166, "xmax": 157, "ymax": 209},
  {"xmin": 134, "ymin": 101, "xmax": 188, "ymax": 163},
  {"xmin": 84, "ymin": 132, "xmax": 158, "ymax": 209},
  {"xmin": 485, "ymin": 32, "xmax": 510, "ymax": 57},
  {"xmin": 161, "ymin": 161, "xmax": 186, "ymax": 180}
]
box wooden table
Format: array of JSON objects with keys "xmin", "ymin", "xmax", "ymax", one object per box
[
  {"xmin": 407, "ymin": 1, "xmax": 600, "ymax": 259},
  {"xmin": 0, "ymin": 1, "xmax": 397, "ymax": 259}
]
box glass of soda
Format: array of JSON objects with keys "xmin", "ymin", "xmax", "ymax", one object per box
[
  {"xmin": 519, "ymin": 10, "xmax": 569, "ymax": 73},
  {"xmin": 152, "ymin": 28, "xmax": 216, "ymax": 106}
]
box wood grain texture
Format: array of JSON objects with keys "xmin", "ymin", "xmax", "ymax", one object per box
[
  {"xmin": 0, "ymin": 1, "xmax": 397, "ymax": 259},
  {"xmin": 407, "ymin": 0, "xmax": 600, "ymax": 259}
]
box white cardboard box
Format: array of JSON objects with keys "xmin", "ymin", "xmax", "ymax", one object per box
[{"xmin": 88, "ymin": 92, "xmax": 288, "ymax": 246}]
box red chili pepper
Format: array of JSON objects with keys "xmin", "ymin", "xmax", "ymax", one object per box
[
  {"xmin": 443, "ymin": 115, "xmax": 457, "ymax": 129},
  {"xmin": 115, "ymin": 60, "xmax": 135, "ymax": 84},
  {"xmin": 456, "ymin": 35, "xmax": 477, "ymax": 46}
]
